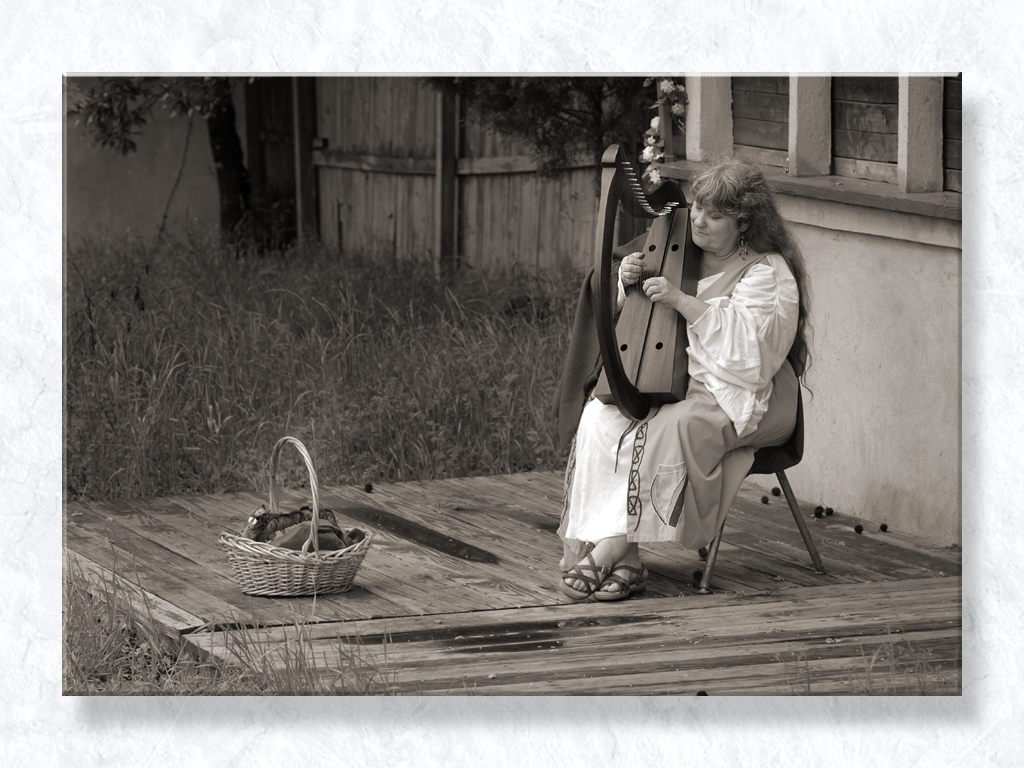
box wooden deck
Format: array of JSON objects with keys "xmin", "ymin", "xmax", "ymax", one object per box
[{"xmin": 63, "ymin": 471, "xmax": 962, "ymax": 695}]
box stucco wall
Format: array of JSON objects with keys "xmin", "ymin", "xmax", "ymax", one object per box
[
  {"xmin": 65, "ymin": 83, "xmax": 221, "ymax": 247},
  {"xmin": 746, "ymin": 195, "xmax": 962, "ymax": 546}
]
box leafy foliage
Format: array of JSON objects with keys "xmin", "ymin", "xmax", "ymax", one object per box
[
  {"xmin": 423, "ymin": 77, "xmax": 655, "ymax": 177},
  {"xmin": 67, "ymin": 76, "xmax": 231, "ymax": 155},
  {"xmin": 68, "ymin": 76, "xmax": 253, "ymax": 240}
]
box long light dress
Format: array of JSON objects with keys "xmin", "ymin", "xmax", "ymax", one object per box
[{"xmin": 558, "ymin": 252, "xmax": 801, "ymax": 555}]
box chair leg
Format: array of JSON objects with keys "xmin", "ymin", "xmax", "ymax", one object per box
[
  {"xmin": 698, "ymin": 522, "xmax": 725, "ymax": 594},
  {"xmin": 776, "ymin": 470, "xmax": 825, "ymax": 574}
]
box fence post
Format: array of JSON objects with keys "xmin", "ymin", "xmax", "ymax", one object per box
[
  {"xmin": 292, "ymin": 77, "xmax": 318, "ymax": 249},
  {"xmin": 435, "ymin": 90, "xmax": 458, "ymax": 280}
]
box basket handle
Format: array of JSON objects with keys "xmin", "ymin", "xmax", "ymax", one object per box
[{"xmin": 268, "ymin": 436, "xmax": 322, "ymax": 556}]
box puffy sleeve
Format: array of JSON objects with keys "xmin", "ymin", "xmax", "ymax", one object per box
[{"xmin": 688, "ymin": 254, "xmax": 799, "ymax": 393}]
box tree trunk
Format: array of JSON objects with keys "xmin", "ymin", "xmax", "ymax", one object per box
[{"xmin": 205, "ymin": 80, "xmax": 251, "ymax": 240}]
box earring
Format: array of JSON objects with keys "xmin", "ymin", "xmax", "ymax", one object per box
[{"xmin": 738, "ymin": 233, "xmax": 749, "ymax": 257}]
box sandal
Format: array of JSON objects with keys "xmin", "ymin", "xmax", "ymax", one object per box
[
  {"xmin": 558, "ymin": 553, "xmax": 611, "ymax": 601},
  {"xmin": 594, "ymin": 565, "xmax": 650, "ymax": 602}
]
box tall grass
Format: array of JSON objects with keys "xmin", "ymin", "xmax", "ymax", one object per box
[
  {"xmin": 63, "ymin": 554, "xmax": 258, "ymax": 694},
  {"xmin": 64, "ymin": 234, "xmax": 581, "ymax": 500},
  {"xmin": 63, "ymin": 554, "xmax": 398, "ymax": 694}
]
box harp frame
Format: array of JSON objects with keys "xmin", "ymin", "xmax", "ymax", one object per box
[{"xmin": 594, "ymin": 144, "xmax": 695, "ymax": 421}]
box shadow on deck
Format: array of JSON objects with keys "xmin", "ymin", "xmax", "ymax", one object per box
[{"xmin": 63, "ymin": 472, "xmax": 962, "ymax": 695}]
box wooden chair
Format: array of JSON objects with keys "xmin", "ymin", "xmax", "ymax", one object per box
[{"xmin": 697, "ymin": 388, "xmax": 825, "ymax": 593}]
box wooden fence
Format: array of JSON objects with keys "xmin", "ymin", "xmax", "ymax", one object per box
[{"xmin": 309, "ymin": 77, "xmax": 601, "ymax": 276}]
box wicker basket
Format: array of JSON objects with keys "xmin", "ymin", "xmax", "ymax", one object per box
[{"xmin": 219, "ymin": 436, "xmax": 372, "ymax": 596}]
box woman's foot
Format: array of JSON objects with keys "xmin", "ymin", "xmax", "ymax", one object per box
[
  {"xmin": 557, "ymin": 553, "xmax": 611, "ymax": 601},
  {"xmin": 594, "ymin": 543, "xmax": 643, "ymax": 599},
  {"xmin": 562, "ymin": 536, "xmax": 636, "ymax": 594},
  {"xmin": 595, "ymin": 563, "xmax": 649, "ymax": 601}
]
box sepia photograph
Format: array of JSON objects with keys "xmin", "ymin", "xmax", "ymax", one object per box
[
  {"xmin": 62, "ymin": 74, "xmax": 962, "ymax": 696},
  {"xmin": 8, "ymin": 0, "xmax": 1024, "ymax": 763}
]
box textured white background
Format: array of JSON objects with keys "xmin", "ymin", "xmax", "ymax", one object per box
[{"xmin": 3, "ymin": 1, "xmax": 1019, "ymax": 765}]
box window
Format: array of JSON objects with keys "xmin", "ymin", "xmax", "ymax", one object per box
[
  {"xmin": 732, "ymin": 77, "xmax": 789, "ymax": 168},
  {"xmin": 831, "ymin": 76, "xmax": 899, "ymax": 184}
]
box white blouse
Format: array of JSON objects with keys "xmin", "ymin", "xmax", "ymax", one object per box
[{"xmin": 687, "ymin": 253, "xmax": 799, "ymax": 438}]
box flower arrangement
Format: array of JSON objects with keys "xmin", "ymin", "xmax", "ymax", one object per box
[{"xmin": 641, "ymin": 77, "xmax": 687, "ymax": 186}]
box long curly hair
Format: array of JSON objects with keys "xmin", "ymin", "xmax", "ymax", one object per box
[{"xmin": 688, "ymin": 160, "xmax": 812, "ymax": 381}]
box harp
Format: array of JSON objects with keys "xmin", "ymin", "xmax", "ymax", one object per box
[{"xmin": 593, "ymin": 145, "xmax": 701, "ymax": 421}]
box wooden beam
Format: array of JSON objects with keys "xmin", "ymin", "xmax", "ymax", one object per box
[
  {"xmin": 788, "ymin": 75, "xmax": 831, "ymax": 177},
  {"xmin": 313, "ymin": 150, "xmax": 436, "ymax": 175},
  {"xmin": 434, "ymin": 90, "xmax": 457, "ymax": 279},
  {"xmin": 658, "ymin": 94, "xmax": 678, "ymax": 162},
  {"xmin": 899, "ymin": 75, "xmax": 945, "ymax": 193},
  {"xmin": 660, "ymin": 159, "xmax": 960, "ymax": 220},
  {"xmin": 292, "ymin": 77, "xmax": 318, "ymax": 245},
  {"xmin": 684, "ymin": 76, "xmax": 733, "ymax": 162}
]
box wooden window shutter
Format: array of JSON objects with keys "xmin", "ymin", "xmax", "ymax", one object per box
[
  {"xmin": 831, "ymin": 76, "xmax": 899, "ymax": 183},
  {"xmin": 943, "ymin": 74, "xmax": 962, "ymax": 193},
  {"xmin": 731, "ymin": 77, "xmax": 789, "ymax": 168}
]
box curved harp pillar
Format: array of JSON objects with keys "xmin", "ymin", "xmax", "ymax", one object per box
[{"xmin": 593, "ymin": 145, "xmax": 700, "ymax": 421}]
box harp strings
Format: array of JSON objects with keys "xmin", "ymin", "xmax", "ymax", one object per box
[
  {"xmin": 624, "ymin": 267, "xmax": 663, "ymax": 294},
  {"xmin": 618, "ymin": 158, "xmax": 681, "ymax": 218}
]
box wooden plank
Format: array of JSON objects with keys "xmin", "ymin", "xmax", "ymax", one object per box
[
  {"xmin": 369, "ymin": 622, "xmax": 962, "ymax": 694},
  {"xmin": 943, "ymin": 108, "xmax": 962, "ymax": 141},
  {"xmin": 456, "ymin": 155, "xmax": 595, "ymax": 176},
  {"xmin": 65, "ymin": 493, "xmax": 528, "ymax": 623},
  {"xmin": 832, "ymin": 76, "xmax": 898, "ymax": 104},
  {"xmin": 414, "ymin": 174, "xmax": 435, "ymax": 258},
  {"xmin": 394, "ymin": 172, "xmax": 410, "ymax": 258},
  {"xmin": 192, "ymin": 576, "xmax": 960, "ymax": 695},
  {"xmin": 733, "ymin": 144, "xmax": 788, "ymax": 168},
  {"xmin": 386, "ymin": 475, "xmax": 815, "ymax": 596},
  {"xmin": 462, "ymin": 107, "xmax": 482, "ymax": 158},
  {"xmin": 376, "ymin": 77, "xmax": 394, "ymax": 155},
  {"xmin": 662, "ymin": 159, "xmax": 960, "ymax": 220},
  {"xmin": 322, "ymin": 482, "xmax": 562, "ymax": 579},
  {"xmin": 944, "ymin": 139, "xmax": 962, "ymax": 170},
  {"xmin": 732, "ymin": 89, "xmax": 789, "ymax": 123},
  {"xmin": 64, "ymin": 548, "xmax": 206, "ymax": 637},
  {"xmin": 731, "ymin": 485, "xmax": 962, "ymax": 574},
  {"xmin": 292, "ymin": 77, "xmax": 318, "ymax": 244},
  {"xmin": 478, "ymin": 174, "xmax": 496, "ymax": 273},
  {"xmin": 459, "ymin": 174, "xmax": 479, "ymax": 268},
  {"xmin": 943, "ymin": 75, "xmax": 962, "ymax": 111},
  {"xmin": 435, "ymin": 89, "xmax": 457, "ymax": 274},
  {"xmin": 832, "ymin": 157, "xmax": 899, "ymax": 184},
  {"xmin": 335, "ymin": 477, "xmax": 690, "ymax": 600},
  {"xmin": 833, "ymin": 100, "xmax": 898, "ymax": 134},
  {"xmin": 732, "ymin": 76, "xmax": 789, "ymax": 95},
  {"xmin": 63, "ymin": 518, "xmax": 252, "ymax": 623},
  {"xmin": 195, "ymin": 575, "xmax": 960, "ymax": 648},
  {"xmin": 733, "ymin": 117, "xmax": 789, "ymax": 150},
  {"xmin": 518, "ymin": 169, "xmax": 540, "ymax": 272},
  {"xmin": 312, "ymin": 149, "xmax": 435, "ymax": 175},
  {"xmin": 833, "ymin": 127, "xmax": 898, "ymax": 163}
]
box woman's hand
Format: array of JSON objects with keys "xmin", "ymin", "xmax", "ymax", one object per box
[
  {"xmin": 619, "ymin": 252, "xmax": 645, "ymax": 287},
  {"xmin": 643, "ymin": 276, "xmax": 684, "ymax": 313}
]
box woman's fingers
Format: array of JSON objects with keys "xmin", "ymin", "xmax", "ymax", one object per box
[
  {"xmin": 643, "ymin": 276, "xmax": 675, "ymax": 303},
  {"xmin": 620, "ymin": 252, "xmax": 645, "ymax": 285}
]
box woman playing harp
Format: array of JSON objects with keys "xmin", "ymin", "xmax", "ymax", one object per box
[{"xmin": 555, "ymin": 159, "xmax": 812, "ymax": 601}]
